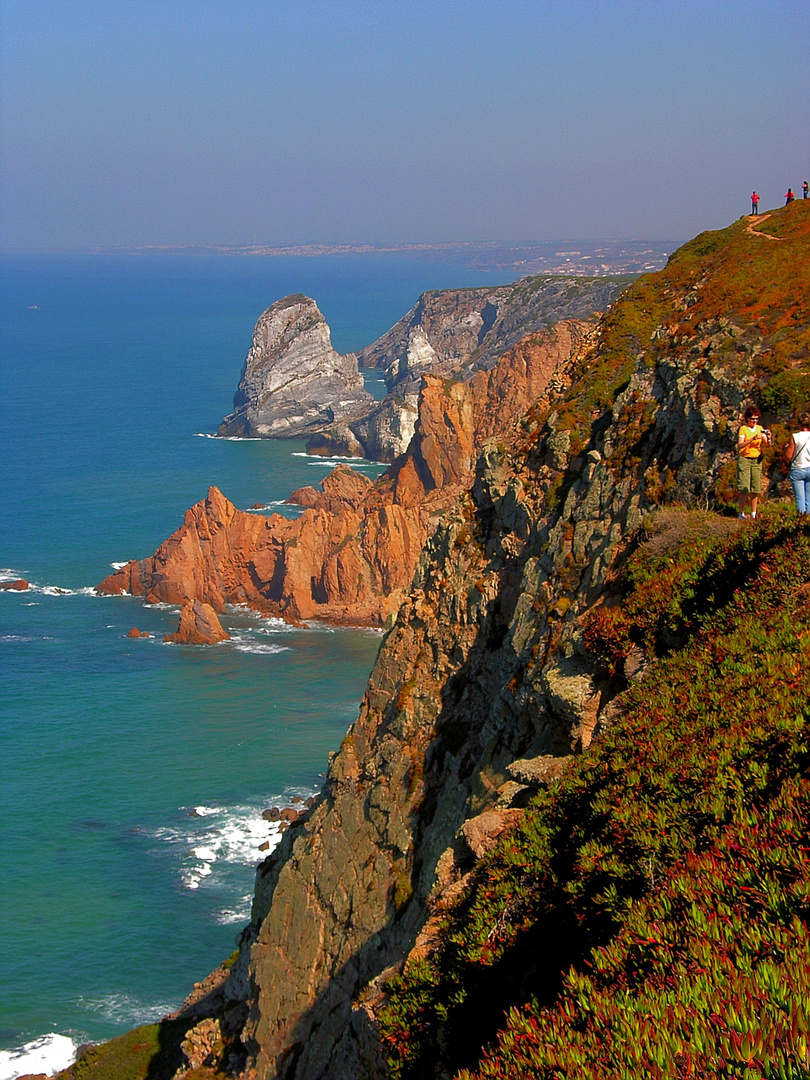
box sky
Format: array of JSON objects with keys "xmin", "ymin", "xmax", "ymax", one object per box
[{"xmin": 1, "ymin": 0, "xmax": 808, "ymax": 252}]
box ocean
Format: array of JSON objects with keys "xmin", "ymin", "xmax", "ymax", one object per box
[{"xmin": 0, "ymin": 253, "xmax": 511, "ymax": 1078}]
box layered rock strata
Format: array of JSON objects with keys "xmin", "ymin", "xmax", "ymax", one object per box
[
  {"xmin": 218, "ymin": 295, "xmax": 373, "ymax": 440},
  {"xmin": 358, "ymin": 274, "xmax": 632, "ymax": 388},
  {"xmin": 216, "ymin": 277, "xmax": 629, "ymax": 461},
  {"xmin": 333, "ymin": 275, "xmax": 631, "ymax": 462}
]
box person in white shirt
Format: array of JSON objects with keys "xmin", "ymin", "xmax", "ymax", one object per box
[{"xmin": 784, "ymin": 411, "xmax": 810, "ymax": 514}]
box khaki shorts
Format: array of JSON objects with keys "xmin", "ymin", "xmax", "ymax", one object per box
[{"xmin": 737, "ymin": 456, "xmax": 762, "ymax": 494}]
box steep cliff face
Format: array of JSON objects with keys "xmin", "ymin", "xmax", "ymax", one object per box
[
  {"xmin": 333, "ymin": 274, "xmax": 632, "ymax": 462},
  {"xmin": 231, "ymin": 205, "xmax": 810, "ymax": 1079},
  {"xmin": 357, "ymin": 274, "xmax": 632, "ymax": 386},
  {"xmin": 98, "ymin": 322, "xmax": 595, "ymax": 628},
  {"xmin": 218, "ymin": 295, "xmax": 373, "ymax": 440},
  {"xmin": 215, "ymin": 276, "xmax": 629, "ymax": 460}
]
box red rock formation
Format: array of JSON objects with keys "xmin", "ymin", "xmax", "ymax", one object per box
[
  {"xmin": 163, "ymin": 599, "xmax": 230, "ymax": 645},
  {"xmin": 126, "ymin": 627, "xmax": 151, "ymax": 639},
  {"xmin": 97, "ymin": 323, "xmax": 594, "ymax": 627},
  {"xmin": 0, "ymin": 579, "xmax": 29, "ymax": 591}
]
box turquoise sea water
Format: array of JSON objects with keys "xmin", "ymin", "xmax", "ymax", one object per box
[{"xmin": 0, "ymin": 254, "xmax": 510, "ymax": 1076}]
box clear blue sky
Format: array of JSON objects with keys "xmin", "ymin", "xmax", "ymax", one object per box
[{"xmin": 1, "ymin": 0, "xmax": 807, "ymax": 252}]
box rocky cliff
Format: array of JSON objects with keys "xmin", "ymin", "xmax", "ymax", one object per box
[
  {"xmin": 229, "ymin": 204, "xmax": 810, "ymax": 1079},
  {"xmin": 358, "ymin": 274, "xmax": 633, "ymax": 387},
  {"xmin": 98, "ymin": 321, "xmax": 596, "ymax": 627},
  {"xmin": 216, "ymin": 275, "xmax": 630, "ymax": 461},
  {"xmin": 218, "ymin": 295, "xmax": 373, "ymax": 441},
  {"xmin": 342, "ymin": 273, "xmax": 632, "ymax": 462},
  {"xmin": 75, "ymin": 205, "xmax": 810, "ymax": 1080}
]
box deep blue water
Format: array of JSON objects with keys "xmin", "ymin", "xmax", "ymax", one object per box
[{"xmin": 0, "ymin": 254, "xmax": 510, "ymax": 1076}]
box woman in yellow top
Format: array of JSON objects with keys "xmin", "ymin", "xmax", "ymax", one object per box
[{"xmin": 737, "ymin": 405, "xmax": 770, "ymax": 519}]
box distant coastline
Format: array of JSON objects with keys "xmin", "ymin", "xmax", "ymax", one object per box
[{"xmin": 74, "ymin": 239, "xmax": 679, "ymax": 277}]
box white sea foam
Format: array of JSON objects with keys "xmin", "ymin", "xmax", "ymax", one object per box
[
  {"xmin": 0, "ymin": 579, "xmax": 99, "ymax": 598},
  {"xmin": 0, "ymin": 1033, "xmax": 78, "ymax": 1080},
  {"xmin": 151, "ymin": 798, "xmax": 297, "ymax": 894},
  {"xmin": 214, "ymin": 894, "xmax": 253, "ymax": 925},
  {"xmin": 194, "ymin": 432, "xmax": 262, "ymax": 441},
  {"xmin": 290, "ymin": 452, "xmax": 385, "ymax": 467},
  {"xmin": 191, "ymin": 846, "xmax": 218, "ymax": 862},
  {"xmin": 245, "ymin": 500, "xmax": 304, "ymax": 515},
  {"xmin": 110, "ymin": 561, "xmax": 129, "ymax": 570},
  {"xmin": 229, "ymin": 608, "xmax": 295, "ymax": 633},
  {"xmin": 230, "ymin": 638, "xmax": 290, "ymax": 655},
  {"xmin": 78, "ymin": 992, "xmax": 176, "ymax": 1025}
]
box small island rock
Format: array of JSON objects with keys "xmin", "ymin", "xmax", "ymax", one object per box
[
  {"xmin": 164, "ymin": 599, "xmax": 230, "ymax": 645},
  {"xmin": 0, "ymin": 579, "xmax": 29, "ymax": 591}
]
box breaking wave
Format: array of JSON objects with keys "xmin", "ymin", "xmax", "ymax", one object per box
[{"xmin": 0, "ymin": 1034, "xmax": 78, "ymax": 1080}]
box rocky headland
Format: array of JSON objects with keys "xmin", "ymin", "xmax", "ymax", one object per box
[
  {"xmin": 217, "ymin": 274, "xmax": 632, "ymax": 462},
  {"xmin": 98, "ymin": 320, "xmax": 596, "ymax": 627},
  {"xmin": 72, "ymin": 204, "xmax": 810, "ymax": 1080}
]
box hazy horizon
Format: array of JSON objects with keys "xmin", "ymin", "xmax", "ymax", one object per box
[{"xmin": 1, "ymin": 0, "xmax": 808, "ymax": 254}]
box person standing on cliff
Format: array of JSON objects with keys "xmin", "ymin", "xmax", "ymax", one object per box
[
  {"xmin": 803, "ymin": 181, "xmax": 809, "ymax": 199},
  {"xmin": 784, "ymin": 412, "xmax": 810, "ymax": 514},
  {"xmin": 786, "ymin": 188, "xmax": 795, "ymax": 205},
  {"xmin": 751, "ymin": 191, "xmax": 760, "ymax": 215},
  {"xmin": 737, "ymin": 405, "xmax": 770, "ymax": 520}
]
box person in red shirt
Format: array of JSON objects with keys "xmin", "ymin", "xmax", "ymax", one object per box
[
  {"xmin": 786, "ymin": 188, "xmax": 795, "ymax": 204},
  {"xmin": 751, "ymin": 191, "xmax": 760, "ymax": 215}
]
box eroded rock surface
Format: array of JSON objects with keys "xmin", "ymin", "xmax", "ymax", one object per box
[{"xmin": 358, "ymin": 274, "xmax": 632, "ymax": 388}]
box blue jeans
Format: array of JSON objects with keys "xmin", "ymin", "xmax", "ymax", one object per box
[{"xmin": 790, "ymin": 466, "xmax": 810, "ymax": 513}]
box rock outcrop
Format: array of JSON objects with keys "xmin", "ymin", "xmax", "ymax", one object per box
[
  {"xmin": 218, "ymin": 295, "xmax": 372, "ymax": 439},
  {"xmin": 164, "ymin": 599, "xmax": 230, "ymax": 645},
  {"xmin": 216, "ymin": 276, "xmax": 629, "ymax": 461},
  {"xmin": 322, "ymin": 274, "xmax": 631, "ymax": 462},
  {"xmin": 358, "ymin": 274, "xmax": 633, "ymax": 388}
]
